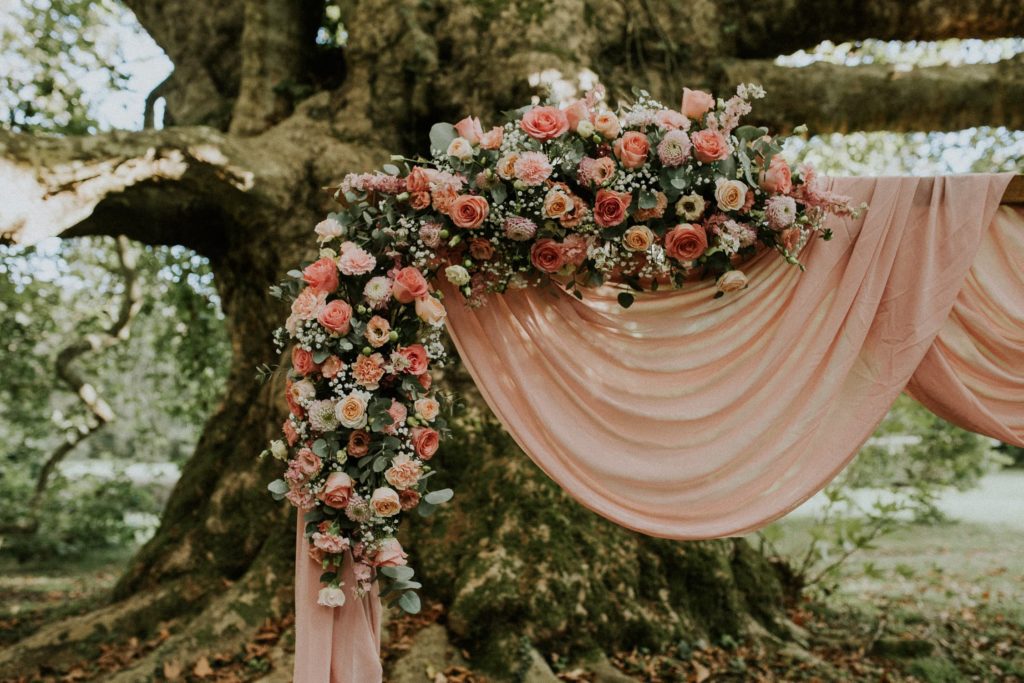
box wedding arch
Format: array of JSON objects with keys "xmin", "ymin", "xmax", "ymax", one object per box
[{"xmin": 263, "ymin": 86, "xmax": 1024, "ymax": 682}]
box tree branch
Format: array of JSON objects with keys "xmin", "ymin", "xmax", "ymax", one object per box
[
  {"xmin": 0, "ymin": 127, "xmax": 256, "ymax": 255},
  {"xmin": 719, "ymin": 55, "xmax": 1024, "ymax": 133},
  {"xmin": 732, "ymin": 0, "xmax": 1024, "ymax": 58}
]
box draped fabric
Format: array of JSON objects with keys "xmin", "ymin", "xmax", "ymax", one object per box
[{"xmin": 293, "ymin": 174, "xmax": 1022, "ymax": 681}]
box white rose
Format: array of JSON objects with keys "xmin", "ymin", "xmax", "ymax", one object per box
[
  {"xmin": 414, "ymin": 397, "xmax": 440, "ymax": 422},
  {"xmin": 317, "ymin": 586, "xmax": 346, "ymax": 607},
  {"xmin": 371, "ymin": 487, "xmax": 401, "ymax": 517},
  {"xmin": 269, "ymin": 440, "xmax": 288, "ymax": 461},
  {"xmin": 335, "ymin": 391, "xmax": 370, "ymax": 429},
  {"xmin": 714, "ymin": 179, "xmax": 748, "ymax": 212},
  {"xmin": 716, "ymin": 270, "xmax": 749, "ymax": 293},
  {"xmin": 445, "ymin": 265, "xmax": 471, "ymax": 286},
  {"xmin": 447, "ymin": 137, "xmax": 475, "ymax": 162}
]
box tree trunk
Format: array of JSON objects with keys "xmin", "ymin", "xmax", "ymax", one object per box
[{"xmin": 2, "ymin": 0, "xmax": 1021, "ymax": 678}]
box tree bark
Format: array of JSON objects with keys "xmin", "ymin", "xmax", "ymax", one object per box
[{"xmin": 2, "ymin": 0, "xmax": 1022, "ymax": 678}]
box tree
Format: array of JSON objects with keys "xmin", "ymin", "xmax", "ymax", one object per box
[{"xmin": 1, "ymin": 1, "xmax": 1022, "ymax": 679}]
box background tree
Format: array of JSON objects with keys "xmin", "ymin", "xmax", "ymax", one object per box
[{"xmin": 1, "ymin": 1, "xmax": 1022, "ymax": 680}]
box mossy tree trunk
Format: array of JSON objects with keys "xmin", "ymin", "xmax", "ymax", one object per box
[{"xmin": 1, "ymin": 0, "xmax": 1021, "ymax": 678}]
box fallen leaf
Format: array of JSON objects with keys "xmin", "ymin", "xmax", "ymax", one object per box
[
  {"xmin": 163, "ymin": 659, "xmax": 182, "ymax": 681},
  {"xmin": 192, "ymin": 656, "xmax": 213, "ymax": 678}
]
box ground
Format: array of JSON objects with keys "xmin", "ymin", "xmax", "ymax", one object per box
[{"xmin": 3, "ymin": 512, "xmax": 1021, "ymax": 682}]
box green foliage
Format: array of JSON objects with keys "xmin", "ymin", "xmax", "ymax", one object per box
[{"xmin": 0, "ymin": 0, "xmax": 134, "ymax": 133}]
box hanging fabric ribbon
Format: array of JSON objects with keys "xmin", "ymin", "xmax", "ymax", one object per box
[{"xmin": 293, "ymin": 173, "xmax": 1022, "ymax": 681}]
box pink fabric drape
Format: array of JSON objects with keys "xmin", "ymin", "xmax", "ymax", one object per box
[
  {"xmin": 294, "ymin": 517, "xmax": 382, "ymax": 682},
  {"xmin": 293, "ymin": 174, "xmax": 1022, "ymax": 681},
  {"xmin": 443, "ymin": 174, "xmax": 1021, "ymax": 540}
]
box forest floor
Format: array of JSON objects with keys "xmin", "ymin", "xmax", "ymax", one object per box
[{"xmin": 2, "ymin": 519, "xmax": 1022, "ymax": 682}]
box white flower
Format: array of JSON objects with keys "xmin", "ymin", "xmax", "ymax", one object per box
[
  {"xmin": 269, "ymin": 440, "xmax": 288, "ymax": 461},
  {"xmin": 675, "ymin": 193, "xmax": 706, "ymax": 221},
  {"xmin": 445, "ymin": 265, "xmax": 471, "ymax": 286},
  {"xmin": 314, "ymin": 217, "xmax": 345, "ymax": 243},
  {"xmin": 308, "ymin": 399, "xmax": 340, "ymax": 433},
  {"xmin": 317, "ymin": 586, "xmax": 346, "ymax": 607},
  {"xmin": 363, "ymin": 276, "xmax": 393, "ymax": 309},
  {"xmin": 447, "ymin": 137, "xmax": 475, "ymax": 162},
  {"xmin": 335, "ymin": 390, "xmax": 371, "ymax": 429},
  {"xmin": 577, "ymin": 120, "xmax": 595, "ymax": 138}
]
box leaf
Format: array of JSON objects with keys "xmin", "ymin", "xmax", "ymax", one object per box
[
  {"xmin": 267, "ymin": 479, "xmax": 289, "ymax": 499},
  {"xmin": 617, "ymin": 292, "xmax": 635, "ymax": 309},
  {"xmin": 311, "ymin": 439, "xmax": 329, "ymax": 458},
  {"xmin": 372, "ymin": 456, "xmax": 389, "ymax": 473},
  {"xmin": 192, "ymin": 656, "xmax": 214, "ymax": 678},
  {"xmin": 638, "ymin": 189, "xmax": 658, "ymax": 209},
  {"xmin": 490, "ymin": 182, "xmax": 507, "ymax": 205},
  {"xmin": 398, "ymin": 590, "xmax": 421, "ymax": 614},
  {"xmin": 381, "ymin": 565, "xmax": 415, "ymax": 581},
  {"xmin": 424, "ymin": 488, "xmax": 453, "ymax": 504},
  {"xmin": 429, "ymin": 122, "xmax": 457, "ymax": 154},
  {"xmin": 417, "ymin": 501, "xmax": 437, "ymax": 517},
  {"xmin": 319, "ymin": 571, "xmax": 337, "ymax": 583},
  {"xmin": 163, "ymin": 659, "xmax": 183, "ymax": 681},
  {"xmin": 734, "ymin": 125, "xmax": 768, "ymax": 142},
  {"xmin": 382, "ymin": 163, "xmax": 400, "ymax": 176},
  {"xmin": 312, "ymin": 349, "xmax": 330, "ymax": 364}
]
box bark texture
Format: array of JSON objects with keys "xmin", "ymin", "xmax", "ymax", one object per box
[{"xmin": 1, "ymin": 0, "xmax": 1021, "ymax": 678}]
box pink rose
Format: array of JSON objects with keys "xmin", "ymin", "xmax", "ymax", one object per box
[
  {"xmin": 564, "ymin": 99, "xmax": 590, "ymax": 131},
  {"xmin": 593, "ymin": 111, "xmax": 621, "ymax": 139},
  {"xmin": 415, "ymin": 295, "xmax": 447, "ymax": 325},
  {"xmin": 295, "ymin": 447, "xmax": 322, "ymax": 478},
  {"xmin": 593, "ymin": 188, "xmax": 632, "ymax": 228},
  {"xmin": 520, "ymin": 106, "xmax": 569, "ymax": 141},
  {"xmin": 691, "ymin": 128, "xmax": 730, "ymax": 163},
  {"xmin": 338, "ymin": 245, "xmax": 376, "ymax": 276},
  {"xmin": 302, "ymin": 257, "xmax": 339, "ymax": 294},
  {"xmin": 613, "ymin": 131, "xmax": 650, "ymax": 170},
  {"xmin": 372, "ymin": 537, "xmax": 408, "ymax": 567},
  {"xmin": 385, "ymin": 453, "xmax": 422, "ymax": 490},
  {"xmin": 317, "ymin": 299, "xmax": 353, "ymax": 335},
  {"xmin": 479, "ymin": 126, "xmax": 504, "ymax": 150},
  {"xmin": 392, "ymin": 267, "xmax": 428, "ymax": 303},
  {"xmin": 399, "ymin": 344, "xmax": 429, "ymax": 375},
  {"xmin": 681, "ymin": 87, "xmax": 715, "ymax": 120},
  {"xmin": 292, "ymin": 346, "xmax": 319, "ymax": 376},
  {"xmin": 319, "ymin": 471, "xmax": 354, "ymax": 509},
  {"xmin": 449, "ymin": 194, "xmax": 489, "ymax": 229},
  {"xmin": 411, "ymin": 427, "xmax": 440, "ymax": 460},
  {"xmin": 454, "ymin": 116, "xmax": 483, "ymax": 144},
  {"xmin": 760, "ymin": 156, "xmax": 793, "ymax": 195},
  {"xmin": 664, "ymin": 224, "xmax": 709, "ymax": 261},
  {"xmin": 530, "ymin": 239, "xmax": 566, "ymax": 274}
]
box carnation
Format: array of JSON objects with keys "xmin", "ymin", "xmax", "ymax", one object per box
[
  {"xmin": 308, "ymin": 399, "xmax": 339, "ymax": 433},
  {"xmin": 338, "ymin": 245, "xmax": 377, "ymax": 276},
  {"xmin": 513, "ymin": 151, "xmax": 553, "ymax": 186},
  {"xmin": 658, "ymin": 130, "xmax": 692, "ymax": 167},
  {"xmin": 504, "ymin": 216, "xmax": 537, "ymax": 241},
  {"xmin": 765, "ymin": 195, "xmax": 797, "ymax": 230},
  {"xmin": 363, "ymin": 276, "xmax": 393, "ymax": 309}
]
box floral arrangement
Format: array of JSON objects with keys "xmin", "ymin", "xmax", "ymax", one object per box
[{"xmin": 262, "ymin": 84, "xmax": 858, "ymax": 614}]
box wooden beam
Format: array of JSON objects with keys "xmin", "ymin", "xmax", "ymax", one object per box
[{"xmin": 1002, "ymin": 175, "xmax": 1024, "ymax": 205}]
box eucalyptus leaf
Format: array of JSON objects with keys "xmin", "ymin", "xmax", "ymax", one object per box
[
  {"xmin": 398, "ymin": 590, "xmax": 421, "ymax": 614},
  {"xmin": 380, "ymin": 565, "xmax": 415, "ymax": 581},
  {"xmin": 424, "ymin": 488, "xmax": 453, "ymax": 505},
  {"xmin": 382, "ymin": 163, "xmax": 400, "ymax": 176},
  {"xmin": 429, "ymin": 122, "xmax": 457, "ymax": 154},
  {"xmin": 267, "ymin": 479, "xmax": 289, "ymax": 500},
  {"xmin": 312, "ymin": 439, "xmax": 329, "ymax": 458}
]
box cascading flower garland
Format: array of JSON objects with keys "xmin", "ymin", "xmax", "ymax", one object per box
[{"xmin": 262, "ymin": 84, "xmax": 859, "ymax": 613}]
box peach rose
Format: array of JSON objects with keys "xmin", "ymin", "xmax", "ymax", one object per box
[
  {"xmin": 496, "ymin": 153, "xmax": 519, "ymax": 180},
  {"xmin": 372, "ymin": 537, "xmax": 408, "ymax": 566},
  {"xmin": 385, "ymin": 453, "xmax": 422, "ymax": 490},
  {"xmin": 291, "ymin": 346, "xmax": 319, "ymax": 376},
  {"xmin": 760, "ymin": 156, "xmax": 793, "ymax": 195},
  {"xmin": 319, "ymin": 471, "xmax": 354, "ymax": 509},
  {"xmin": 530, "ymin": 239, "xmax": 566, "ymax": 273},
  {"xmin": 399, "ymin": 344, "xmax": 429, "ymax": 375},
  {"xmin": 716, "ymin": 270, "xmax": 749, "ymax": 293},
  {"xmin": 411, "ymin": 426, "xmax": 440, "ymax": 460},
  {"xmin": 479, "ymin": 126, "xmax": 504, "ymax": 150},
  {"xmin": 664, "ymin": 223, "xmax": 709, "ymax": 261},
  {"xmin": 543, "ymin": 187, "xmax": 573, "ymax": 218},
  {"xmin": 415, "ymin": 295, "xmax": 447, "ymax": 326},
  {"xmin": 715, "ymin": 179, "xmax": 748, "ymax": 212},
  {"xmin": 454, "ymin": 116, "xmax": 483, "ymax": 144},
  {"xmin": 447, "ymin": 137, "xmax": 474, "ymax": 162},
  {"xmin": 347, "ymin": 429, "xmax": 371, "ymax": 458},
  {"xmin": 520, "ymin": 105, "xmax": 569, "ymax": 141},
  {"xmin": 593, "ymin": 188, "xmax": 632, "ymax": 228},
  {"xmin": 613, "ymin": 131, "xmax": 650, "ymax": 169},
  {"xmin": 691, "ymin": 128, "xmax": 730, "ymax": 163},
  {"xmin": 449, "ymin": 194, "xmax": 489, "ymax": 229},
  {"xmin": 302, "ymin": 257, "xmax": 339, "ymax": 294},
  {"xmin": 336, "ymin": 392, "xmax": 369, "ymax": 428},
  {"xmin": 593, "ymin": 111, "xmax": 621, "ymax": 139},
  {"xmin": 317, "ymin": 299, "xmax": 353, "ymax": 335},
  {"xmin": 370, "ymin": 487, "xmax": 401, "ymax": 517},
  {"xmin": 414, "ymin": 397, "xmax": 440, "ymax": 422},
  {"xmin": 392, "ymin": 267, "xmax": 428, "ymax": 303},
  {"xmin": 364, "ymin": 315, "xmax": 391, "ymax": 348},
  {"xmin": 321, "ymin": 355, "xmax": 344, "ymax": 378},
  {"xmin": 681, "ymin": 87, "xmax": 715, "ymax": 120},
  {"xmin": 623, "ymin": 225, "xmax": 655, "ymax": 252}
]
